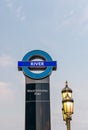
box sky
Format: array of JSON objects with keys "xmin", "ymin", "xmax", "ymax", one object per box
[{"xmin": 0, "ymin": 0, "xmax": 88, "ymax": 130}]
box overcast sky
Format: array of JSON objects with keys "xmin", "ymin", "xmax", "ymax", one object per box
[{"xmin": 0, "ymin": 0, "xmax": 88, "ymax": 130}]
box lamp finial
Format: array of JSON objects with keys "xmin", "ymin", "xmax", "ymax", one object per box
[{"xmin": 66, "ymin": 81, "xmax": 68, "ymax": 87}]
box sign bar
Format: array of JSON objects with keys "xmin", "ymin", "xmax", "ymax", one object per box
[{"xmin": 18, "ymin": 61, "xmax": 57, "ymax": 70}]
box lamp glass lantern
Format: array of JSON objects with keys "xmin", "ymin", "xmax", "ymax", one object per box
[
  {"xmin": 62, "ymin": 96, "xmax": 74, "ymax": 115},
  {"xmin": 62, "ymin": 81, "xmax": 72, "ymax": 99},
  {"xmin": 62, "ymin": 108, "xmax": 67, "ymax": 121}
]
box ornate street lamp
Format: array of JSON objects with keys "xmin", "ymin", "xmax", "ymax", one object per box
[{"xmin": 61, "ymin": 81, "xmax": 74, "ymax": 130}]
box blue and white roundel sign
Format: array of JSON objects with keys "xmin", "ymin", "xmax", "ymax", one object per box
[{"xmin": 18, "ymin": 50, "xmax": 57, "ymax": 79}]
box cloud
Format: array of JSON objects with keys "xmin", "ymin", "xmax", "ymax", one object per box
[
  {"xmin": 0, "ymin": 82, "xmax": 17, "ymax": 107},
  {"xmin": 0, "ymin": 82, "xmax": 10, "ymax": 95},
  {"xmin": 57, "ymin": 4, "xmax": 88, "ymax": 34},
  {"xmin": 79, "ymin": 5, "xmax": 88, "ymax": 25},
  {"xmin": 55, "ymin": 9, "xmax": 76, "ymax": 31},
  {"xmin": 0, "ymin": 82, "xmax": 14, "ymax": 101},
  {"xmin": 76, "ymin": 5, "xmax": 88, "ymax": 34},
  {"xmin": 15, "ymin": 5, "xmax": 26, "ymax": 22},
  {"xmin": 0, "ymin": 54, "xmax": 14, "ymax": 67},
  {"xmin": 64, "ymin": 10, "xmax": 75, "ymax": 19},
  {"xmin": 5, "ymin": 0, "xmax": 13, "ymax": 9},
  {"xmin": 5, "ymin": 0, "xmax": 26, "ymax": 22}
]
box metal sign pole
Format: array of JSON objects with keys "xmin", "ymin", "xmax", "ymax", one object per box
[{"xmin": 25, "ymin": 76, "xmax": 51, "ymax": 130}]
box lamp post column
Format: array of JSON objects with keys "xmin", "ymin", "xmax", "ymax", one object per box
[{"xmin": 66, "ymin": 118, "xmax": 70, "ymax": 130}]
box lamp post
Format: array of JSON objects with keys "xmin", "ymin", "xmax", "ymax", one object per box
[{"xmin": 61, "ymin": 81, "xmax": 74, "ymax": 130}]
